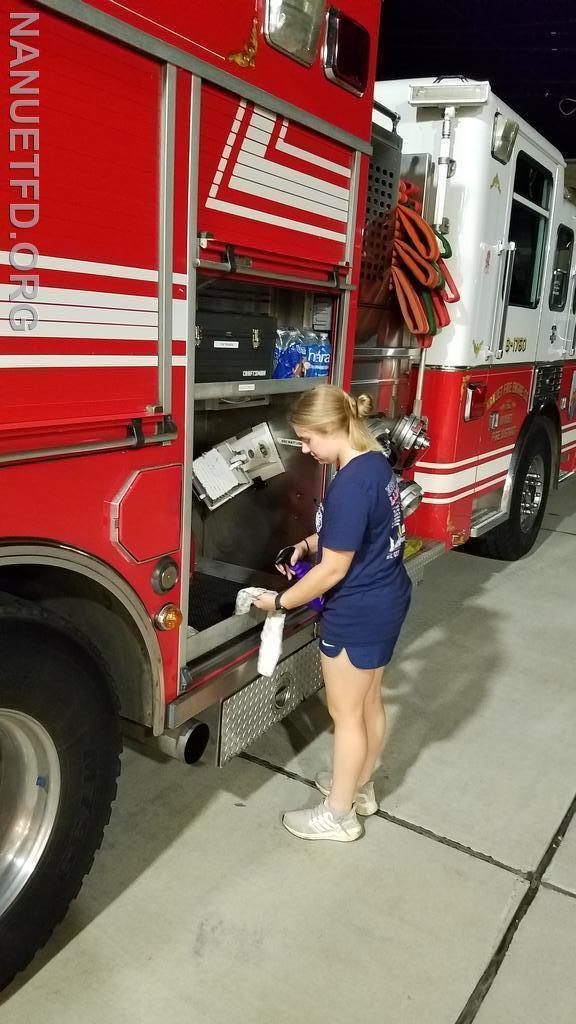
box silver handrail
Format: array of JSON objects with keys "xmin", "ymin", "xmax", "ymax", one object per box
[
  {"xmin": 495, "ymin": 244, "xmax": 517, "ymax": 359},
  {"xmin": 373, "ymin": 100, "xmax": 401, "ymax": 133},
  {"xmin": 353, "ymin": 348, "xmax": 413, "ymax": 360},
  {"xmin": 157, "ymin": 63, "xmax": 177, "ymax": 415},
  {"xmin": 196, "ymin": 255, "xmax": 354, "ymax": 291},
  {"xmin": 0, "ymin": 419, "xmax": 177, "ymax": 467}
]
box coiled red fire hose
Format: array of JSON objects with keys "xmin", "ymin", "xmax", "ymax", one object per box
[{"xmin": 391, "ymin": 180, "xmax": 460, "ymax": 347}]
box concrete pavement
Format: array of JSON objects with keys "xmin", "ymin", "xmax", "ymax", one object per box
[{"xmin": 2, "ymin": 478, "xmax": 576, "ymax": 1023}]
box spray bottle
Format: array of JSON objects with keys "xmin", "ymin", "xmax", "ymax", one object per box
[{"xmin": 274, "ymin": 546, "xmax": 325, "ymax": 612}]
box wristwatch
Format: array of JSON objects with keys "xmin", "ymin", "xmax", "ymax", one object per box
[{"xmin": 275, "ymin": 593, "xmax": 284, "ymax": 612}]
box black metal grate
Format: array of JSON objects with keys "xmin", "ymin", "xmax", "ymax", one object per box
[
  {"xmin": 532, "ymin": 364, "xmax": 562, "ymax": 409},
  {"xmin": 361, "ymin": 162, "xmax": 396, "ymax": 285},
  {"xmin": 188, "ymin": 573, "xmax": 241, "ymax": 633}
]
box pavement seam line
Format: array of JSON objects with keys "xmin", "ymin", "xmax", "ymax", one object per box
[
  {"xmin": 453, "ymin": 790, "xmax": 576, "ymax": 1024},
  {"xmin": 540, "ymin": 527, "xmax": 576, "ymax": 536},
  {"xmin": 539, "ymin": 879, "xmax": 576, "ymax": 900},
  {"xmin": 240, "ymin": 752, "xmax": 576, "ymax": 1022},
  {"xmin": 239, "ymin": 752, "xmax": 527, "ymax": 878}
]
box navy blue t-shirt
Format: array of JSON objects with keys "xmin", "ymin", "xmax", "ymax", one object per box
[{"xmin": 317, "ymin": 451, "xmax": 412, "ymax": 645}]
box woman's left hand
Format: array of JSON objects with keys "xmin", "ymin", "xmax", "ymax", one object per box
[{"xmin": 252, "ymin": 592, "xmax": 277, "ymax": 613}]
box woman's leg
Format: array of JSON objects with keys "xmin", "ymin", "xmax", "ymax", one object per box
[
  {"xmin": 321, "ymin": 650, "xmax": 376, "ymax": 815},
  {"xmin": 358, "ymin": 668, "xmax": 386, "ymax": 786}
]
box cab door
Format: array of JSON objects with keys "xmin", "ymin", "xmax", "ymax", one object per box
[
  {"xmin": 498, "ymin": 145, "xmax": 558, "ymax": 366},
  {"xmin": 539, "ymin": 223, "xmax": 575, "ymax": 363}
]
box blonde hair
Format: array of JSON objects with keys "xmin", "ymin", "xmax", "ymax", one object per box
[{"xmin": 290, "ymin": 384, "xmax": 382, "ymax": 453}]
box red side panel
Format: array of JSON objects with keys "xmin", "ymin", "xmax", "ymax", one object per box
[
  {"xmin": 1, "ymin": 7, "xmax": 162, "ymax": 425},
  {"xmin": 113, "ymin": 465, "xmax": 183, "ymax": 562},
  {"xmin": 407, "ymin": 366, "xmax": 533, "ymax": 546},
  {"xmin": 1, "ymin": 5, "xmax": 186, "ymax": 702},
  {"xmin": 559, "ymin": 362, "xmax": 576, "ymax": 473},
  {"xmin": 197, "ymin": 86, "xmax": 354, "ymax": 270},
  {"xmin": 83, "ymin": 0, "xmax": 380, "ymax": 143}
]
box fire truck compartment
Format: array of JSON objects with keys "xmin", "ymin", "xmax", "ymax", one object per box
[
  {"xmin": 188, "ymin": 572, "xmax": 242, "ymax": 632},
  {"xmin": 186, "ymin": 558, "xmax": 288, "ymax": 663}
]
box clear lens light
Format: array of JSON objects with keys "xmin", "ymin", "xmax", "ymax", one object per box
[
  {"xmin": 265, "ymin": 0, "xmax": 325, "ymax": 65},
  {"xmin": 409, "ymin": 82, "xmax": 490, "ymax": 107},
  {"xmin": 160, "ymin": 565, "xmax": 179, "ymax": 590}
]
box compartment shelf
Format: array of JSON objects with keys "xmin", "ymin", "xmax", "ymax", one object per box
[{"xmin": 194, "ymin": 377, "xmax": 323, "ymax": 400}]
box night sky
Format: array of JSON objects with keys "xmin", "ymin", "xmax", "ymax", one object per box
[{"xmin": 377, "ymin": 0, "xmax": 576, "ymax": 159}]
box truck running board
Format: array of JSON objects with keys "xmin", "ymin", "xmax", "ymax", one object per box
[
  {"xmin": 469, "ymin": 508, "xmax": 509, "ymax": 538},
  {"xmin": 403, "ymin": 539, "xmax": 445, "ymax": 583}
]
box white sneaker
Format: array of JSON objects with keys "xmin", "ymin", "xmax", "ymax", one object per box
[
  {"xmin": 315, "ymin": 772, "xmax": 378, "ymax": 817},
  {"xmin": 282, "ymin": 800, "xmax": 363, "ymax": 842}
]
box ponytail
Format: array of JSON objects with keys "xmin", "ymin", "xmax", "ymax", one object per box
[{"xmin": 290, "ymin": 384, "xmax": 381, "ymax": 453}]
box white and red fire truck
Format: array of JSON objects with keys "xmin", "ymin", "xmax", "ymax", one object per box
[
  {"xmin": 1, "ymin": 0, "xmax": 574, "ymax": 988},
  {"xmin": 367, "ymin": 78, "xmax": 576, "ymax": 559}
]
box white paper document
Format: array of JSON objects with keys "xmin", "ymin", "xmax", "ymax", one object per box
[{"xmin": 193, "ymin": 449, "xmax": 242, "ymax": 502}]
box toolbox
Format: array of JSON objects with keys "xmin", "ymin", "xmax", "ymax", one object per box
[{"xmin": 194, "ymin": 311, "xmax": 277, "ymax": 383}]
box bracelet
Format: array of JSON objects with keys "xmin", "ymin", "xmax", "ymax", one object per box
[
  {"xmin": 303, "ymin": 537, "xmax": 310, "ymax": 556},
  {"xmin": 274, "ymin": 592, "xmax": 284, "ymax": 612}
]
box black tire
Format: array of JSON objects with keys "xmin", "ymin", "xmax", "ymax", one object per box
[
  {"xmin": 0, "ymin": 606, "xmax": 122, "ymax": 990},
  {"xmin": 469, "ymin": 426, "xmax": 552, "ymax": 561}
]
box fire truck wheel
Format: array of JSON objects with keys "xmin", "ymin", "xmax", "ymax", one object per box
[
  {"xmin": 471, "ymin": 426, "xmax": 552, "ymax": 561},
  {"xmin": 0, "ymin": 608, "xmax": 121, "ymax": 991}
]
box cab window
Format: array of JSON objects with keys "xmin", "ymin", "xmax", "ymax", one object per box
[{"xmin": 508, "ymin": 152, "xmax": 553, "ymax": 309}]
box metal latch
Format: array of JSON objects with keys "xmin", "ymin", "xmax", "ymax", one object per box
[
  {"xmin": 195, "ymin": 325, "xmax": 203, "ymax": 347},
  {"xmin": 252, "ymin": 329, "xmax": 260, "ymax": 350}
]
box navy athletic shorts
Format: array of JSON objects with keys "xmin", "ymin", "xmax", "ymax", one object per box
[{"xmin": 319, "ymin": 635, "xmax": 400, "ymax": 670}]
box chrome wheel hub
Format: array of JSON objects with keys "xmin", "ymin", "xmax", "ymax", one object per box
[
  {"xmin": 520, "ymin": 455, "xmax": 545, "ymax": 533},
  {"xmin": 0, "ymin": 711, "xmax": 61, "ymax": 916}
]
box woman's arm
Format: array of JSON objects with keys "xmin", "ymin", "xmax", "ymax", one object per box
[
  {"xmin": 302, "ymin": 533, "xmax": 319, "ymax": 557},
  {"xmin": 253, "ymin": 547, "xmax": 353, "ymax": 612}
]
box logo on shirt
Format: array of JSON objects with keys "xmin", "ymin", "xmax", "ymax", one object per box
[
  {"xmin": 315, "ymin": 502, "xmax": 324, "ymax": 533},
  {"xmin": 386, "ymin": 477, "xmax": 405, "ymax": 559},
  {"xmin": 387, "ymin": 524, "xmax": 406, "ymax": 559}
]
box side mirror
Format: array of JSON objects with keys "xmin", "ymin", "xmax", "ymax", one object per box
[{"xmin": 492, "ymin": 114, "xmax": 519, "ymax": 165}]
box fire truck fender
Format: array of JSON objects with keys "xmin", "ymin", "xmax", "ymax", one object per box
[
  {"xmin": 0, "ymin": 544, "xmax": 165, "ymax": 736},
  {"xmin": 501, "ymin": 406, "xmax": 561, "ymax": 518}
]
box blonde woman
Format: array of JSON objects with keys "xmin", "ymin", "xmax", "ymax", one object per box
[{"xmin": 254, "ymin": 385, "xmax": 412, "ymax": 842}]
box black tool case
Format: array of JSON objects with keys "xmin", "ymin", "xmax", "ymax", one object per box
[{"xmin": 194, "ymin": 311, "xmax": 277, "ymax": 383}]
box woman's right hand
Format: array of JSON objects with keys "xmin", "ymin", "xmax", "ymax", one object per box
[{"xmin": 277, "ymin": 540, "xmax": 309, "ymax": 579}]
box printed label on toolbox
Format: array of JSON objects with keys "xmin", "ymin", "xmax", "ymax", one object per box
[
  {"xmin": 214, "ymin": 340, "xmax": 239, "ymax": 349},
  {"xmin": 277, "ymin": 437, "xmax": 303, "ymax": 447},
  {"xmin": 242, "ymin": 370, "xmax": 266, "ymax": 377},
  {"xmin": 238, "ymin": 383, "xmax": 256, "ymax": 392}
]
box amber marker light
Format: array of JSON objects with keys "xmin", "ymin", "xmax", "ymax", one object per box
[{"xmin": 155, "ymin": 605, "xmax": 184, "ymax": 631}]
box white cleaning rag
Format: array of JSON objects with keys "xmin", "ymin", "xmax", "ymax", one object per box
[{"xmin": 235, "ymin": 586, "xmax": 286, "ymax": 678}]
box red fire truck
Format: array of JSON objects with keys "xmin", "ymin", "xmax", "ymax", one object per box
[
  {"xmin": 2, "ymin": 0, "xmax": 574, "ymax": 990},
  {"xmin": 0, "ymin": 0, "xmax": 395, "ymax": 987}
]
